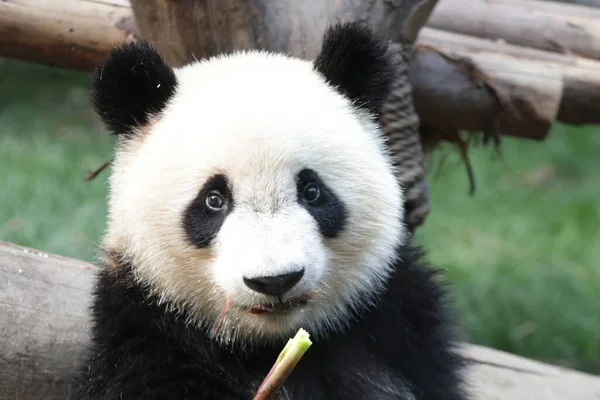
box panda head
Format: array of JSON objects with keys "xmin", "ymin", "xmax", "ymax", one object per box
[{"xmin": 95, "ymin": 22, "xmax": 405, "ymax": 345}]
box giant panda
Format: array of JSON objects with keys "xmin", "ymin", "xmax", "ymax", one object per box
[{"xmin": 73, "ymin": 22, "xmax": 468, "ymax": 400}]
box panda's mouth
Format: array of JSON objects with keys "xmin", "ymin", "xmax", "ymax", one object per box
[{"xmin": 247, "ymin": 291, "xmax": 313, "ymax": 315}]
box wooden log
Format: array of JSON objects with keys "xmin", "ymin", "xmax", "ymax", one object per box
[
  {"xmin": 541, "ymin": 0, "xmax": 600, "ymax": 7},
  {"xmin": 2, "ymin": 241, "xmax": 600, "ymax": 399},
  {"xmin": 522, "ymin": 0, "xmax": 600, "ymax": 18},
  {"xmin": 0, "ymin": 241, "xmax": 95, "ymax": 400},
  {"xmin": 129, "ymin": 0, "xmax": 437, "ymax": 67},
  {"xmin": 461, "ymin": 344, "xmax": 600, "ymax": 400},
  {"xmin": 0, "ymin": 0, "xmax": 137, "ymax": 70},
  {"xmin": 4, "ymin": 0, "xmax": 600, "ymax": 70},
  {"xmin": 1, "ymin": 0, "xmax": 600, "ymax": 136},
  {"xmin": 428, "ymin": 0, "xmax": 600, "ymax": 59},
  {"xmin": 413, "ymin": 34, "xmax": 564, "ymax": 141},
  {"xmin": 415, "ymin": 28, "xmax": 600, "ymax": 127}
]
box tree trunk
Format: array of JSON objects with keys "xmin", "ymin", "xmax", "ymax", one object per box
[
  {"xmin": 0, "ymin": 0, "xmax": 137, "ymax": 70},
  {"xmin": 2, "ymin": 241, "xmax": 600, "ymax": 399},
  {"xmin": 129, "ymin": 0, "xmax": 437, "ymax": 67},
  {"xmin": 428, "ymin": 0, "xmax": 600, "ymax": 59},
  {"xmin": 382, "ymin": 44, "xmax": 430, "ymax": 230}
]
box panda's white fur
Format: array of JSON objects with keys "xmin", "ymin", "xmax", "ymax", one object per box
[{"xmin": 104, "ymin": 50, "xmax": 404, "ymax": 344}]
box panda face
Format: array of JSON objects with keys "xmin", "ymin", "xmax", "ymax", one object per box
[{"xmin": 96, "ymin": 23, "xmax": 405, "ymax": 344}]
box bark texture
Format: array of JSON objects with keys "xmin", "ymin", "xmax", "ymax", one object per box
[
  {"xmin": 428, "ymin": 0, "xmax": 600, "ymax": 59},
  {"xmin": 0, "ymin": 0, "xmax": 137, "ymax": 70}
]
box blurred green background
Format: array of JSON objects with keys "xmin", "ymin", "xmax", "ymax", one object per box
[{"xmin": 1, "ymin": 57, "xmax": 598, "ymax": 373}]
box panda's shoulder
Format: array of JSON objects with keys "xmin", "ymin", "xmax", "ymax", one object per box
[
  {"xmin": 360, "ymin": 243, "xmax": 459, "ymax": 346},
  {"xmin": 79, "ymin": 260, "xmax": 249, "ymax": 397},
  {"xmin": 357, "ymin": 243, "xmax": 467, "ymax": 398}
]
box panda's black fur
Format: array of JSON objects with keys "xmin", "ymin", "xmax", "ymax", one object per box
[
  {"xmin": 74, "ymin": 246, "xmax": 466, "ymax": 399},
  {"xmin": 72, "ymin": 22, "xmax": 468, "ymax": 400},
  {"xmin": 91, "ymin": 41, "xmax": 178, "ymax": 137}
]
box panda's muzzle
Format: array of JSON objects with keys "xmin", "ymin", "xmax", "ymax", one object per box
[
  {"xmin": 247, "ymin": 291, "xmax": 314, "ymax": 315},
  {"xmin": 243, "ymin": 270, "xmax": 305, "ymax": 296},
  {"xmin": 243, "ymin": 268, "xmax": 312, "ymax": 315}
]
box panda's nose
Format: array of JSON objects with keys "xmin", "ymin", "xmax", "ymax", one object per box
[{"xmin": 243, "ymin": 269, "xmax": 305, "ymax": 296}]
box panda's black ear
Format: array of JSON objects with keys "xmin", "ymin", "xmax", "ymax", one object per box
[
  {"xmin": 313, "ymin": 22, "xmax": 397, "ymax": 115},
  {"xmin": 91, "ymin": 41, "xmax": 178, "ymax": 137}
]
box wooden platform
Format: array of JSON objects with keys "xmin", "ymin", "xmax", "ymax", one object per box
[{"xmin": 1, "ymin": 241, "xmax": 599, "ymax": 399}]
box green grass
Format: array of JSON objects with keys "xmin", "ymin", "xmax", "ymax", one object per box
[
  {"xmin": 1, "ymin": 58, "xmax": 599, "ymax": 373},
  {"xmin": 0, "ymin": 58, "xmax": 113, "ymax": 261},
  {"xmin": 415, "ymin": 128, "xmax": 600, "ymax": 373}
]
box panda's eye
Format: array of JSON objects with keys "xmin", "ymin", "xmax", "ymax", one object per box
[
  {"xmin": 303, "ymin": 183, "xmax": 320, "ymax": 203},
  {"xmin": 205, "ymin": 191, "xmax": 225, "ymax": 211}
]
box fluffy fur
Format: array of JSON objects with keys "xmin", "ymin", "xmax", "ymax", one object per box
[
  {"xmin": 98, "ymin": 26, "xmax": 403, "ymax": 344},
  {"xmin": 74, "ymin": 247, "xmax": 466, "ymax": 399},
  {"xmin": 73, "ymin": 22, "xmax": 468, "ymax": 399},
  {"xmin": 92, "ymin": 41, "xmax": 178, "ymax": 137}
]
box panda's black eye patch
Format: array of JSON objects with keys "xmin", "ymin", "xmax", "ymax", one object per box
[
  {"xmin": 296, "ymin": 168, "xmax": 347, "ymax": 238},
  {"xmin": 183, "ymin": 174, "xmax": 233, "ymax": 248}
]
